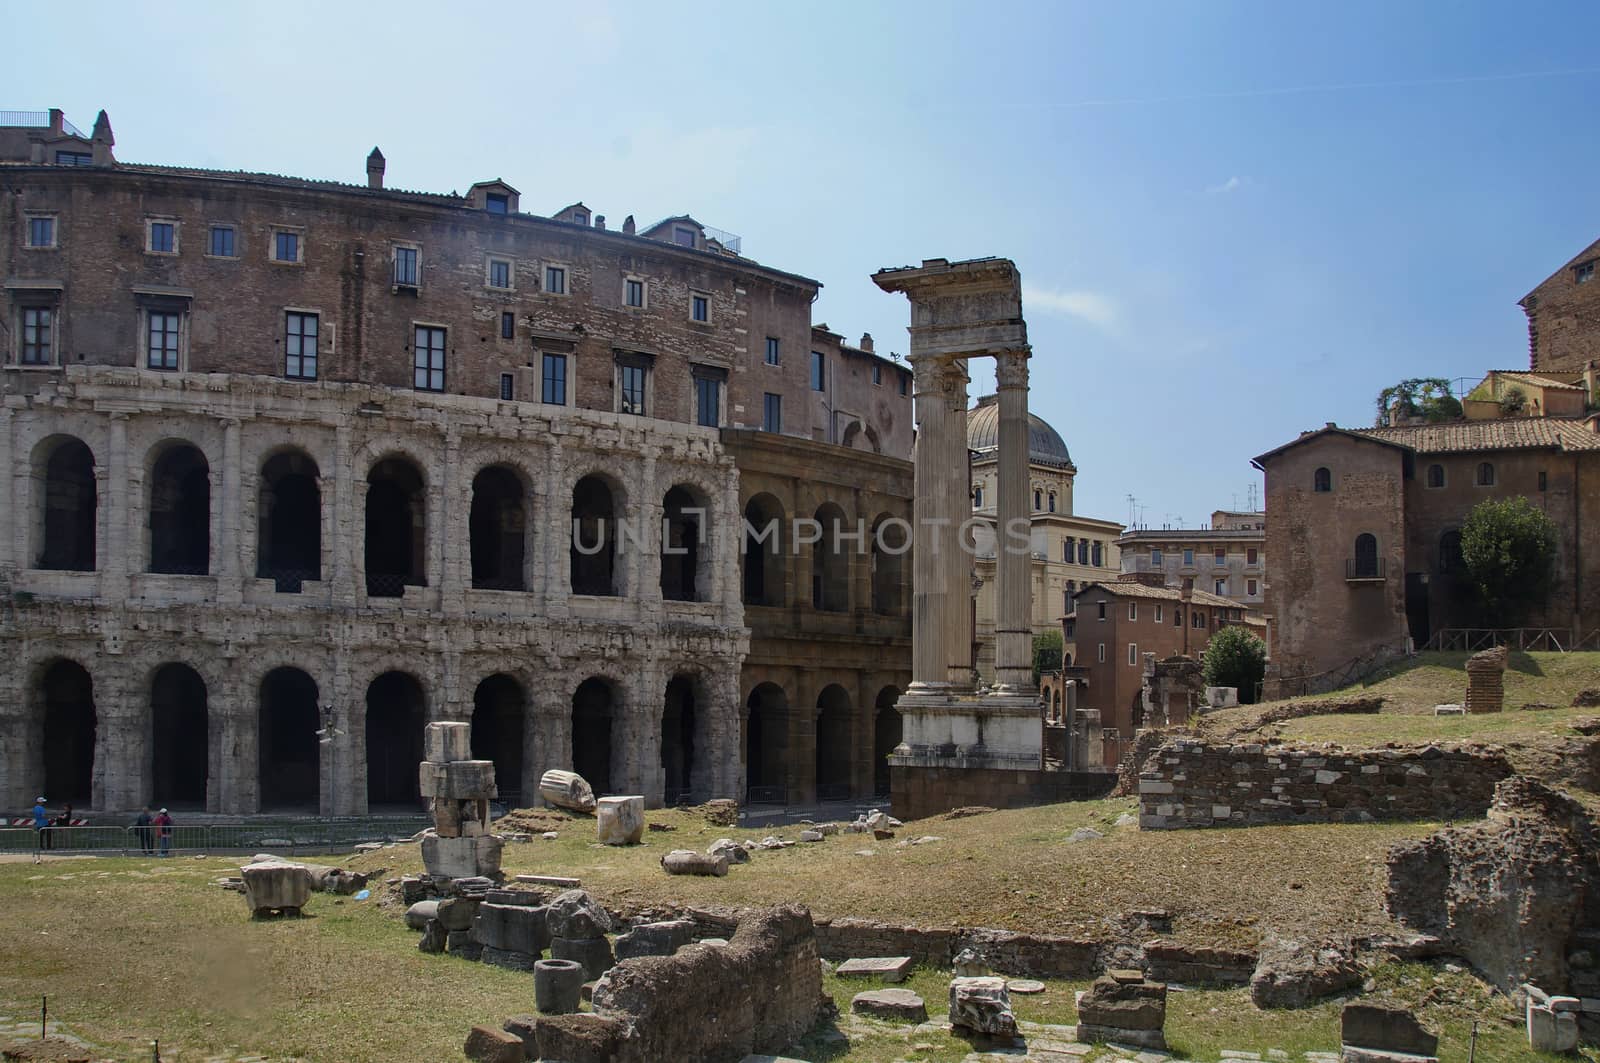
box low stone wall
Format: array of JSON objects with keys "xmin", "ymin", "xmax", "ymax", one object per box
[
  {"xmin": 1138, "ymin": 740, "xmax": 1513, "ymax": 830},
  {"xmin": 891, "ymin": 764, "xmax": 1115, "ymax": 821},
  {"xmin": 1142, "ymin": 939, "xmax": 1258, "ymax": 985}
]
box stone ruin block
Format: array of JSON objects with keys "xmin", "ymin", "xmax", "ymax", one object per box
[
  {"xmin": 949, "ymin": 976, "xmax": 1016, "ymax": 1037},
  {"xmin": 475, "ymin": 902, "xmax": 551, "ymax": 956},
  {"xmin": 1465, "ymin": 645, "xmax": 1508, "ymax": 715},
  {"xmin": 422, "ymin": 833, "xmax": 503, "ymax": 879},
  {"xmin": 1525, "ymin": 984, "xmax": 1581, "ymax": 1054},
  {"xmin": 1074, "ymin": 972, "xmax": 1167, "ymax": 1050},
  {"xmin": 596, "ymin": 795, "xmax": 645, "ymax": 845},
  {"xmin": 426, "ymin": 721, "xmax": 472, "ymax": 764},
  {"xmin": 540, "ymin": 768, "xmax": 597, "ymax": 813},
  {"xmin": 547, "ymin": 889, "xmax": 612, "ymax": 940},
  {"xmin": 1340, "ymin": 1002, "xmax": 1438, "ymax": 1061},
  {"xmin": 240, "ymin": 861, "xmax": 313, "ymax": 917},
  {"xmin": 614, "ymin": 918, "xmax": 696, "ymax": 960},
  {"xmin": 662, "ymin": 849, "xmax": 729, "ymax": 876}
]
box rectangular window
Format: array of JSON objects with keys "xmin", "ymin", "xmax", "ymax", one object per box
[
  {"xmin": 544, "ymin": 265, "xmax": 567, "ymax": 294},
  {"xmin": 810, "ymin": 350, "xmax": 825, "ymax": 391},
  {"xmin": 1128, "ymin": 602, "xmax": 1137, "ymax": 621},
  {"xmin": 1064, "ymin": 589, "xmax": 1071, "ymax": 614},
  {"xmin": 541, "ymin": 352, "xmax": 567, "ymax": 405},
  {"xmin": 1092, "ymin": 542, "xmax": 1103, "ymax": 566},
  {"xmin": 487, "ymin": 258, "xmax": 512, "ymax": 289},
  {"xmin": 1578, "ymin": 261, "xmax": 1596, "ymax": 284},
  {"xmin": 54, "ymin": 151, "xmax": 92, "ymax": 166},
  {"xmin": 26, "ymin": 216, "xmax": 56, "ymax": 248},
  {"xmin": 762, "ymin": 392, "xmax": 782, "ymax": 433},
  {"xmin": 147, "ymin": 311, "xmax": 181, "ymax": 370},
  {"xmin": 1538, "ymin": 470, "xmax": 1548, "ymax": 492},
  {"xmin": 1097, "ymin": 600, "xmax": 1106, "ymax": 620},
  {"xmin": 1247, "ymin": 579, "xmax": 1258, "ymax": 596},
  {"xmin": 1128, "ymin": 643, "xmax": 1138, "ymax": 666},
  {"xmin": 148, "ymin": 221, "xmax": 175, "ymax": 253},
  {"xmin": 1174, "ymin": 608, "xmax": 1182, "ymax": 626},
  {"xmin": 620, "ymin": 363, "xmax": 646, "ymax": 414},
  {"xmin": 485, "ymin": 192, "xmax": 509, "ymax": 215},
  {"xmin": 208, "ymin": 225, "xmax": 236, "ymax": 257},
  {"xmin": 1215, "ymin": 548, "xmax": 1226, "ymax": 565},
  {"xmin": 674, "ymin": 226, "xmax": 697, "ymax": 248},
  {"xmin": 284, "ymin": 311, "xmax": 318, "ymax": 380},
  {"xmin": 695, "ymin": 376, "xmax": 721, "ymax": 427},
  {"xmin": 21, "ymin": 307, "xmax": 52, "ymax": 365},
  {"xmin": 1062, "ymin": 541, "xmax": 1070, "ymax": 562},
  {"xmin": 500, "ymin": 312, "xmax": 515, "ymax": 340},
  {"xmin": 691, "ymin": 293, "xmax": 709, "ymax": 322},
  {"xmin": 1193, "ymin": 611, "xmax": 1204, "ymax": 629},
  {"xmin": 1154, "ymin": 604, "xmax": 1163, "ymax": 623},
  {"xmin": 625, "ymin": 279, "xmax": 645, "ymax": 307},
  {"xmin": 1247, "ymin": 547, "xmax": 1258, "ymax": 565},
  {"xmin": 500, "ymin": 373, "xmax": 514, "ymax": 401},
  {"xmin": 1151, "ymin": 548, "xmax": 1163, "ymax": 565},
  {"xmin": 1097, "ymin": 642, "xmax": 1106, "ymax": 663},
  {"xmin": 1078, "ymin": 540, "xmax": 1089, "ymax": 564},
  {"xmin": 1183, "ymin": 548, "xmax": 1195, "ymax": 566},
  {"xmin": 765, "ymin": 336, "xmax": 781, "ymax": 365},
  {"xmin": 394, "ymin": 246, "xmax": 419, "ymax": 286},
  {"xmin": 273, "ymin": 231, "xmax": 300, "ymax": 263},
  {"xmin": 1215, "ymin": 578, "xmax": 1227, "ymax": 595},
  {"xmin": 413, "ymin": 325, "xmax": 446, "ymax": 391},
  {"xmin": 898, "ymin": 373, "xmax": 908, "ymax": 396},
  {"xmin": 872, "ymin": 363, "xmax": 882, "ymax": 386}
]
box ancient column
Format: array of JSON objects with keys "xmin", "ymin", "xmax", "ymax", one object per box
[
  {"xmin": 906, "ymin": 356, "xmax": 955, "ymax": 693},
  {"xmin": 993, "ymin": 348, "xmax": 1033, "ymax": 691},
  {"xmin": 941, "ymin": 361, "xmax": 973, "ymax": 688}
]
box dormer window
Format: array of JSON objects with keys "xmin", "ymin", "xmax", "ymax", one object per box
[
  {"xmin": 485, "ymin": 193, "xmax": 509, "ymax": 215},
  {"xmin": 571, "ymin": 210, "xmax": 588, "ymax": 226},
  {"xmin": 674, "ymin": 226, "xmax": 697, "ymax": 248},
  {"xmin": 1578, "ymin": 261, "xmax": 1596, "ymax": 285}
]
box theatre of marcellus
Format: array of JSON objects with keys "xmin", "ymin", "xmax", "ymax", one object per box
[{"xmin": 0, "ymin": 108, "xmax": 939, "ymax": 816}]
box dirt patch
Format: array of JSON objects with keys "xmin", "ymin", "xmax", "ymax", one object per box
[
  {"xmin": 1, "ymin": 1036, "xmax": 96, "ymax": 1062},
  {"xmin": 492, "ymin": 807, "xmax": 588, "ymax": 834},
  {"xmin": 1207, "ymin": 696, "xmax": 1385, "ymax": 742},
  {"xmin": 942, "ymin": 806, "xmax": 997, "ymax": 820}
]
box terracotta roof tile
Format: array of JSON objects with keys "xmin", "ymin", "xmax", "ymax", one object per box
[
  {"xmin": 1072, "ymin": 581, "xmax": 1240, "ymax": 609},
  {"xmin": 1352, "ymin": 417, "xmax": 1600, "ymax": 454}
]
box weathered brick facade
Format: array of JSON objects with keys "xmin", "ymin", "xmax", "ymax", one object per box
[
  {"xmin": 0, "ymin": 113, "xmax": 914, "ymax": 815},
  {"xmin": 1521, "ymin": 235, "xmax": 1600, "ymax": 373}
]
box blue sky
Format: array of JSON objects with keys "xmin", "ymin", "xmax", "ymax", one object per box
[{"xmin": 12, "ymin": 1, "xmax": 1600, "ymax": 527}]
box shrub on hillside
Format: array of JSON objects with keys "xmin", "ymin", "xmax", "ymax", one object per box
[{"xmin": 1203, "ymin": 626, "xmax": 1268, "ymax": 704}]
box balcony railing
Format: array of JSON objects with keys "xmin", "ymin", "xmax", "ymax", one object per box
[{"xmin": 1345, "ymin": 557, "xmax": 1386, "ymax": 581}]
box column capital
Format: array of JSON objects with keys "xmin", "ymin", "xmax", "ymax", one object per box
[{"xmin": 994, "ymin": 347, "xmax": 1031, "ymax": 389}]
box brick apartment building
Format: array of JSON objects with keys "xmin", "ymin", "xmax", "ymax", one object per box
[
  {"xmin": 0, "ymin": 107, "xmax": 913, "ymax": 815},
  {"xmin": 1066, "ymin": 575, "xmax": 1252, "ymax": 766}
]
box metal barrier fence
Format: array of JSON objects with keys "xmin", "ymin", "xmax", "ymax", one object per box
[{"xmin": 0, "ymin": 817, "xmax": 430, "ymax": 857}]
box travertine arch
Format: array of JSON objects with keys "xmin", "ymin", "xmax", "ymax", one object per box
[{"xmin": 27, "ymin": 432, "xmax": 100, "ymax": 572}]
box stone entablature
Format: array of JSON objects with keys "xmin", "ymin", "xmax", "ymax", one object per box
[
  {"xmin": 0, "ymin": 365, "xmax": 748, "ymax": 815},
  {"xmin": 1137, "ymin": 740, "xmax": 1513, "ymax": 830}
]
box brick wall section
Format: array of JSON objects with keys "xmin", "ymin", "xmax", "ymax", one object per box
[
  {"xmin": 1137, "ymin": 740, "xmax": 1513, "ymax": 830},
  {"xmin": 1521, "ymin": 236, "xmax": 1600, "ymax": 372}
]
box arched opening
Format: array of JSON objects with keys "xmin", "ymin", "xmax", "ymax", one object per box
[
  {"xmin": 1426, "ymin": 464, "xmax": 1445, "ymax": 488},
  {"xmin": 365, "ymin": 457, "xmax": 427, "ymax": 597},
  {"xmin": 470, "ymin": 465, "xmax": 527, "ymax": 591},
  {"xmin": 366, "ymin": 672, "xmax": 425, "ymax": 807},
  {"xmin": 472, "ymin": 674, "xmax": 525, "ymax": 804},
  {"xmin": 41, "ymin": 660, "xmax": 96, "ymax": 804},
  {"xmin": 742, "ymin": 493, "xmax": 785, "ymax": 607},
  {"xmin": 661, "ymin": 675, "xmax": 697, "ymax": 804},
  {"xmin": 661, "ymin": 485, "xmax": 707, "ymax": 602},
  {"xmin": 571, "ymin": 475, "xmax": 619, "ymax": 597},
  {"xmin": 744, "ymin": 683, "xmax": 787, "ymax": 802},
  {"xmin": 1353, "ymin": 533, "xmax": 1379, "ymax": 578},
  {"xmin": 257, "ymin": 450, "xmax": 321, "ymax": 592},
  {"xmin": 1476, "ymin": 462, "xmax": 1496, "ymax": 487},
  {"xmin": 815, "ymin": 684, "xmax": 853, "ymax": 800},
  {"xmin": 148, "ymin": 442, "xmax": 210, "ymax": 574},
  {"xmin": 871, "ymin": 514, "xmax": 908, "ymax": 616},
  {"xmin": 1313, "ymin": 467, "xmax": 1332, "ymax": 493},
  {"xmin": 571, "ymin": 677, "xmax": 615, "ymax": 794},
  {"xmin": 259, "ymin": 667, "xmax": 320, "ymax": 810},
  {"xmin": 811, "ymin": 502, "xmax": 849, "ymax": 612},
  {"xmin": 873, "ymin": 686, "xmax": 902, "ymax": 797},
  {"xmin": 34, "ymin": 436, "xmax": 96, "ymax": 571},
  {"xmin": 150, "ymin": 663, "xmax": 208, "ymax": 807}
]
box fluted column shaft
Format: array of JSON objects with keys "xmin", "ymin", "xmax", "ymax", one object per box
[
  {"xmin": 942, "ymin": 362, "xmax": 972, "ymax": 689},
  {"xmin": 907, "ymin": 355, "xmax": 951, "ymax": 691},
  {"xmin": 994, "ymin": 348, "xmax": 1033, "ymax": 690}
]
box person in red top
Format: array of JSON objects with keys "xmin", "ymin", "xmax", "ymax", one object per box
[{"xmin": 154, "ymin": 808, "xmax": 174, "ymax": 857}]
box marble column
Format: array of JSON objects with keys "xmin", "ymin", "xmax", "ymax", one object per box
[
  {"xmin": 939, "ymin": 360, "xmax": 973, "ymax": 689},
  {"xmin": 994, "ymin": 348, "xmax": 1033, "ymax": 691},
  {"xmin": 907, "ymin": 356, "xmax": 953, "ymax": 692}
]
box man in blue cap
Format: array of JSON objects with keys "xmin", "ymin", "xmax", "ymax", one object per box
[{"xmin": 32, "ymin": 796, "xmax": 49, "ymax": 852}]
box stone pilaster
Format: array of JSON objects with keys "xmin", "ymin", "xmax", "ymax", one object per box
[
  {"xmin": 993, "ymin": 348, "xmax": 1033, "ymax": 691},
  {"xmin": 103, "ymin": 414, "xmax": 130, "ymax": 601},
  {"xmin": 217, "ymin": 417, "xmax": 243, "ymax": 604}
]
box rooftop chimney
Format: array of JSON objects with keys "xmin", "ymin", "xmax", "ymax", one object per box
[
  {"xmin": 366, "ymin": 147, "xmax": 386, "ymax": 190},
  {"xmin": 622, "ymin": 215, "xmax": 636, "ymax": 235},
  {"xmin": 594, "ymin": 214, "xmax": 606, "ymax": 230},
  {"xmin": 49, "ymin": 108, "xmax": 64, "ymax": 135},
  {"xmin": 91, "ymin": 110, "xmax": 114, "ymax": 166},
  {"xmin": 859, "ymin": 332, "xmax": 874, "ymax": 353}
]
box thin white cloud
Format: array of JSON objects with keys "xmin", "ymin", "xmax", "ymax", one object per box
[
  {"xmin": 1023, "ymin": 286, "xmax": 1121, "ymax": 334},
  {"xmin": 1205, "ymin": 176, "xmax": 1244, "ymax": 195}
]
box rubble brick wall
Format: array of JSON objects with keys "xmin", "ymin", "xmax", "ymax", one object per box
[{"xmin": 1138, "ymin": 740, "xmax": 1513, "ymax": 829}]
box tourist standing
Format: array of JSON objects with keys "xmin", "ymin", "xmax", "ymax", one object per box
[
  {"xmin": 53, "ymin": 803, "xmax": 74, "ymax": 849},
  {"xmin": 133, "ymin": 806, "xmax": 155, "ymax": 855},
  {"xmin": 154, "ymin": 807, "xmax": 174, "ymax": 857},
  {"xmin": 32, "ymin": 796, "xmax": 49, "ymax": 852}
]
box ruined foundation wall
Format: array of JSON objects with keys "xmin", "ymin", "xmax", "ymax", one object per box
[
  {"xmin": 890, "ymin": 764, "xmax": 1115, "ymax": 821},
  {"xmin": 1138, "ymin": 739, "xmax": 1513, "ymax": 830}
]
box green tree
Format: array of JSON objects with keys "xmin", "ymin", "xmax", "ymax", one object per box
[
  {"xmin": 1202, "ymin": 625, "xmax": 1267, "ymax": 704},
  {"xmin": 1460, "ymin": 497, "xmax": 1558, "ymax": 625},
  {"xmin": 1032, "ymin": 629, "xmax": 1063, "ymax": 685},
  {"xmin": 1375, "ymin": 377, "xmax": 1462, "ymax": 426}
]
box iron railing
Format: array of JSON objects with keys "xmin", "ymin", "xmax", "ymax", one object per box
[
  {"xmin": 1423, "ymin": 628, "xmax": 1600, "ymax": 652},
  {"xmin": 1345, "ymin": 557, "xmax": 1385, "ymax": 580},
  {"xmin": 744, "ymin": 785, "xmax": 786, "ymax": 806},
  {"xmin": 0, "ymin": 816, "xmax": 429, "ymax": 856}
]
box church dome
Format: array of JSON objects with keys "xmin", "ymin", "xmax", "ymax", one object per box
[{"xmin": 966, "ymin": 394, "xmax": 1074, "ymax": 468}]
